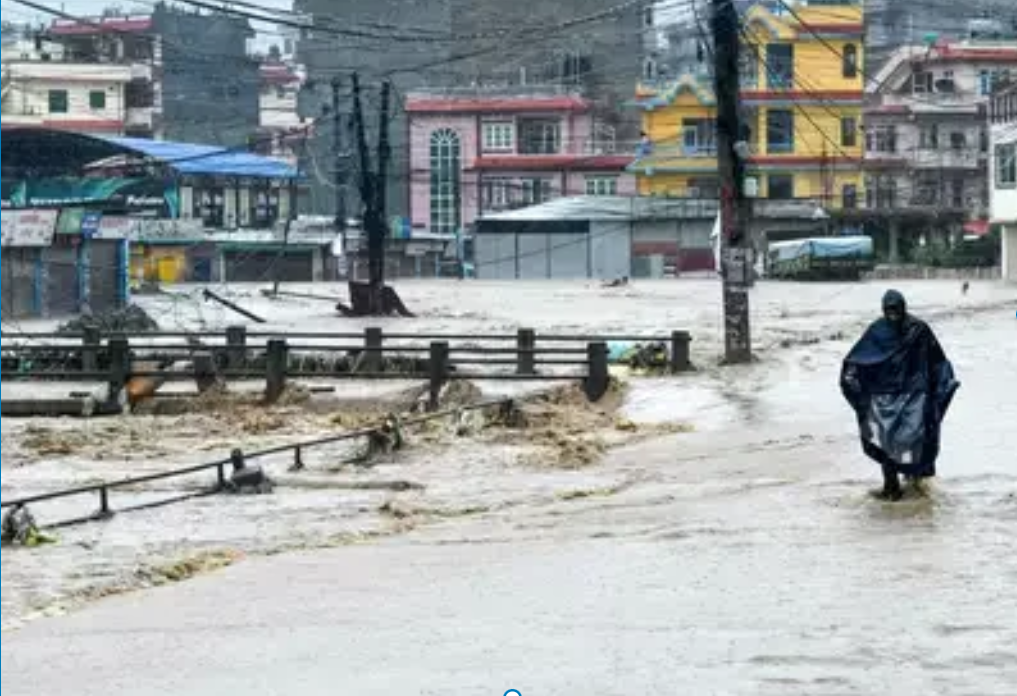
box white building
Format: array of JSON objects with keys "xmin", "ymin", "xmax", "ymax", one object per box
[
  {"xmin": 1, "ymin": 30, "xmax": 150, "ymax": 135},
  {"xmin": 990, "ymin": 83, "xmax": 1017, "ymax": 282},
  {"xmin": 865, "ymin": 42, "xmax": 1017, "ymax": 261}
]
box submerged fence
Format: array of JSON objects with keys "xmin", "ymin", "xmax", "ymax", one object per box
[{"xmin": 0, "ymin": 396, "xmax": 519, "ymax": 531}]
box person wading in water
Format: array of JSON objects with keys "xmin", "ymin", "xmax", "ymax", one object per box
[{"xmin": 840, "ymin": 290, "xmax": 960, "ymax": 501}]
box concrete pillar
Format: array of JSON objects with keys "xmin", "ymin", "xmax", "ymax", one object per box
[
  {"xmin": 312, "ymin": 247, "xmax": 324, "ymax": 282},
  {"xmin": 888, "ymin": 220, "xmax": 901, "ymax": 264},
  {"xmin": 1003, "ymin": 225, "xmax": 1017, "ymax": 283}
]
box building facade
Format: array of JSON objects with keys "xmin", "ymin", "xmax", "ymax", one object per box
[
  {"xmin": 17, "ymin": 6, "xmax": 261, "ymax": 146},
  {"xmin": 405, "ymin": 91, "xmax": 635, "ymax": 235},
  {"xmin": 631, "ymin": 2, "xmax": 865, "ymax": 229},
  {"xmin": 866, "ymin": 0, "xmax": 1017, "ymax": 71},
  {"xmin": 862, "ymin": 42, "xmax": 1017, "ymax": 262},
  {"xmin": 294, "ymin": 0, "xmax": 650, "ymax": 219},
  {"xmin": 990, "ymin": 83, "xmax": 1017, "ymax": 281}
]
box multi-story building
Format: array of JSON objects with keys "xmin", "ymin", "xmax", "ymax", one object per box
[
  {"xmin": 30, "ymin": 6, "xmax": 259, "ymax": 146},
  {"xmin": 631, "ymin": 2, "xmax": 865, "ymax": 228},
  {"xmin": 405, "ymin": 89, "xmax": 634, "ymax": 234},
  {"xmin": 1, "ymin": 29, "xmax": 145, "ymax": 135},
  {"xmin": 990, "ymin": 82, "xmax": 1017, "ymax": 281},
  {"xmin": 866, "ymin": 1, "xmax": 1017, "ymax": 72},
  {"xmin": 295, "ymin": 0, "xmax": 650, "ymax": 219},
  {"xmin": 863, "ymin": 42, "xmax": 1017, "ymax": 261},
  {"xmin": 254, "ymin": 60, "xmax": 304, "ymax": 166}
]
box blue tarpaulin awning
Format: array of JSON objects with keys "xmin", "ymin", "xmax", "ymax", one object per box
[{"xmin": 98, "ymin": 136, "xmax": 299, "ymax": 179}]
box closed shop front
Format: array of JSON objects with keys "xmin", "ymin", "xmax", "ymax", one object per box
[
  {"xmin": 89, "ymin": 239, "xmax": 123, "ymax": 313},
  {"xmin": 1, "ymin": 248, "xmax": 39, "ymax": 320},
  {"xmin": 222, "ymin": 248, "xmax": 316, "ymax": 283},
  {"xmin": 44, "ymin": 237, "xmax": 79, "ymax": 316}
]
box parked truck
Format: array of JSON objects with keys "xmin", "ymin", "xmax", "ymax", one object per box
[{"xmin": 765, "ymin": 236, "xmax": 875, "ymax": 281}]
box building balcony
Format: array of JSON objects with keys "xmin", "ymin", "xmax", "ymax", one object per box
[{"xmin": 909, "ymin": 148, "xmax": 983, "ymax": 170}]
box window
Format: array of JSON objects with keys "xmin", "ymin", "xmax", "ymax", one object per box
[
  {"xmin": 766, "ymin": 109, "xmax": 794, "ymax": 154},
  {"xmin": 739, "ymin": 52, "xmax": 758, "ymax": 89},
  {"xmin": 842, "ymin": 44, "xmax": 859, "ymax": 79},
  {"xmin": 47, "ymin": 90, "xmax": 69, "ymax": 114},
  {"xmin": 980, "ymin": 69, "xmax": 993, "ymax": 97},
  {"xmin": 249, "ymin": 185, "xmax": 280, "ymax": 229},
  {"xmin": 766, "ymin": 44, "xmax": 794, "ymax": 89},
  {"xmin": 912, "ymin": 71, "xmax": 933, "ymax": 94},
  {"xmin": 481, "ymin": 178, "xmax": 512, "ymax": 212},
  {"xmin": 429, "ymin": 129, "xmax": 462, "ymax": 235},
  {"xmin": 482, "ymin": 122, "xmax": 514, "ymax": 153},
  {"xmin": 842, "ymin": 184, "xmax": 858, "ymax": 210},
  {"xmin": 585, "ymin": 177, "xmax": 618, "ymax": 196},
  {"xmin": 866, "ymin": 125, "xmax": 897, "ymax": 154},
  {"xmin": 867, "ymin": 175, "xmax": 897, "ymax": 209},
  {"xmin": 518, "ymin": 118, "xmax": 561, "ymax": 155},
  {"xmin": 682, "ymin": 118, "xmax": 716, "ymax": 155},
  {"xmin": 688, "ymin": 177, "xmax": 720, "ymax": 199},
  {"xmin": 949, "ymin": 131, "xmax": 967, "ymax": 151},
  {"xmin": 996, "ymin": 143, "xmax": 1017, "ymax": 187},
  {"xmin": 89, "ymin": 90, "xmax": 107, "ymax": 111},
  {"xmin": 644, "ymin": 58, "xmax": 658, "ymax": 81},
  {"xmin": 521, "ymin": 178, "xmax": 553, "ymax": 205},
  {"xmin": 193, "ymin": 187, "xmax": 226, "ymax": 227},
  {"xmin": 643, "ymin": 6, "xmax": 654, "ymax": 27},
  {"xmin": 768, "ymin": 174, "xmax": 795, "ymax": 201},
  {"xmin": 841, "ymin": 117, "xmax": 858, "ymax": 148},
  {"xmin": 919, "ymin": 124, "xmax": 939, "ymax": 150}
]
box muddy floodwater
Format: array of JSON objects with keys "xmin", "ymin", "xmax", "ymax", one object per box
[{"xmin": 2, "ymin": 280, "xmax": 1015, "ymax": 695}]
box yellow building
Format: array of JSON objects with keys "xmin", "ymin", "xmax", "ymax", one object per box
[{"xmin": 631, "ymin": 2, "xmax": 865, "ymax": 213}]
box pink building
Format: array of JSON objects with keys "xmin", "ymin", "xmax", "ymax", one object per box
[{"xmin": 405, "ymin": 92, "xmax": 636, "ymax": 235}]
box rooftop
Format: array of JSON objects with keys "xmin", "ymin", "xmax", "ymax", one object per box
[{"xmin": 1, "ymin": 128, "xmax": 300, "ymax": 179}]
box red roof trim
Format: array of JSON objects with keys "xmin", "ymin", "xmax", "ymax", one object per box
[
  {"xmin": 49, "ymin": 18, "xmax": 153, "ymax": 36},
  {"xmin": 742, "ymin": 90, "xmax": 863, "ymax": 101},
  {"xmin": 40, "ymin": 119, "xmax": 124, "ymax": 132},
  {"xmin": 799, "ymin": 23, "xmax": 864, "ymax": 34},
  {"xmin": 406, "ymin": 97, "xmax": 591, "ymax": 114},
  {"xmin": 472, "ymin": 155, "xmax": 632, "ymax": 171},
  {"xmin": 749, "ymin": 156, "xmax": 862, "ymax": 166}
]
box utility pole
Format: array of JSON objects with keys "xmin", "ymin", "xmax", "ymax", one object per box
[
  {"xmin": 711, "ymin": 0, "xmax": 753, "ymax": 364},
  {"xmin": 372, "ymin": 80, "xmax": 392, "ymax": 295},
  {"xmin": 331, "ymin": 77, "xmax": 347, "ymax": 264},
  {"xmin": 349, "ymin": 73, "xmax": 393, "ymax": 314}
]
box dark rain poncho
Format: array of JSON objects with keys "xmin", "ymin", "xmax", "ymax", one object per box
[{"xmin": 840, "ymin": 309, "xmax": 960, "ymax": 479}]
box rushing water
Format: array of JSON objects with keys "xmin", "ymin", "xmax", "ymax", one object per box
[{"xmin": 2, "ymin": 281, "xmax": 1015, "ymax": 694}]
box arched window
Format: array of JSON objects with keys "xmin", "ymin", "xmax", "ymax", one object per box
[
  {"xmin": 429, "ymin": 129, "xmax": 461, "ymax": 235},
  {"xmin": 843, "ymin": 44, "xmax": 859, "ymax": 79}
]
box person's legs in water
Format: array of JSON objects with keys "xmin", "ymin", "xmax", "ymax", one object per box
[{"xmin": 880, "ymin": 463, "xmax": 903, "ymax": 501}]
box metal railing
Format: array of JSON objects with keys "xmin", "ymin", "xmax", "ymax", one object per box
[{"xmin": 0, "ymin": 395, "xmax": 518, "ymax": 530}]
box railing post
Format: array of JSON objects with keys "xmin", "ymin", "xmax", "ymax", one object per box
[
  {"xmin": 82, "ymin": 326, "xmax": 101, "ymax": 374},
  {"xmin": 98, "ymin": 486, "xmax": 111, "ymax": 518},
  {"xmin": 107, "ymin": 335, "xmax": 130, "ymax": 401},
  {"xmin": 364, "ymin": 327, "xmax": 384, "ymax": 373},
  {"xmin": 265, "ymin": 339, "xmax": 289, "ymax": 403},
  {"xmin": 584, "ymin": 341, "xmax": 610, "ymax": 402},
  {"xmin": 670, "ymin": 330, "xmax": 693, "ymax": 373},
  {"xmin": 226, "ymin": 325, "xmax": 247, "ymax": 370},
  {"xmin": 516, "ymin": 328, "xmax": 536, "ymax": 375},
  {"xmin": 428, "ymin": 341, "xmax": 450, "ymax": 412}
]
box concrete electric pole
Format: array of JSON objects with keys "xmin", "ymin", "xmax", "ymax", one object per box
[{"xmin": 711, "ymin": 0, "xmax": 753, "ymax": 364}]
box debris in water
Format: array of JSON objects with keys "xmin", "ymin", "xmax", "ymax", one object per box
[
  {"xmin": 56, "ymin": 304, "xmax": 159, "ymax": 335},
  {"xmin": 1, "ymin": 506, "xmax": 57, "ymax": 547}
]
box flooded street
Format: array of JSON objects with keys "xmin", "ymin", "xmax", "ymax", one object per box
[{"xmin": 2, "ymin": 280, "xmax": 1015, "ymax": 694}]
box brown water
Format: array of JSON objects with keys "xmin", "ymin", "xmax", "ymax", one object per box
[{"xmin": 1, "ymin": 281, "xmax": 1015, "ymax": 694}]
